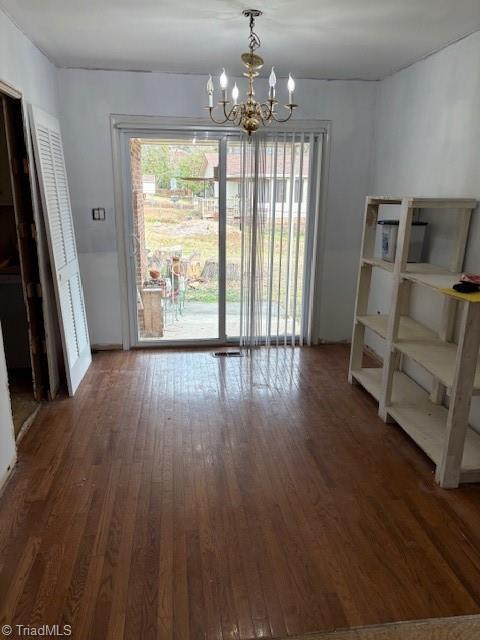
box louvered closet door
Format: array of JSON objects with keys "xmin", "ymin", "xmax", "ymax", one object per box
[{"xmin": 30, "ymin": 106, "xmax": 91, "ymax": 395}]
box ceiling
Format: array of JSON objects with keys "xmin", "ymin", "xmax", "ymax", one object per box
[{"xmin": 2, "ymin": 0, "xmax": 480, "ymax": 80}]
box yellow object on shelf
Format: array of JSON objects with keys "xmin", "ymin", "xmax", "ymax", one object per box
[{"xmin": 440, "ymin": 288, "xmax": 480, "ymax": 303}]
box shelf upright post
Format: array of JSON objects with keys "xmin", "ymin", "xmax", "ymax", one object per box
[
  {"xmin": 379, "ymin": 198, "xmax": 414, "ymax": 421},
  {"xmin": 348, "ymin": 198, "xmax": 379, "ymax": 382},
  {"xmin": 450, "ymin": 208, "xmax": 472, "ymax": 273},
  {"xmin": 431, "ymin": 207, "xmax": 473, "ymax": 405},
  {"xmin": 436, "ymin": 300, "xmax": 480, "ymax": 488}
]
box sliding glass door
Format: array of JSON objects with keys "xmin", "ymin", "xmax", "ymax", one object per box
[{"xmin": 123, "ymin": 128, "xmax": 323, "ymax": 346}]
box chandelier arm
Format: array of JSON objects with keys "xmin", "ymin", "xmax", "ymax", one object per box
[
  {"xmin": 234, "ymin": 107, "xmax": 244, "ymax": 127},
  {"xmin": 259, "ymin": 103, "xmax": 279, "ymax": 127},
  {"xmin": 271, "ymin": 106, "xmax": 295, "ymax": 124},
  {"xmin": 208, "ymin": 104, "xmax": 242, "ymax": 126},
  {"xmin": 232, "ymin": 105, "xmax": 243, "ymax": 122},
  {"xmin": 259, "ymin": 102, "xmax": 274, "ymax": 123},
  {"xmin": 260, "ymin": 114, "xmax": 274, "ymax": 127},
  {"xmin": 208, "ymin": 107, "xmax": 231, "ymax": 125},
  {"xmin": 223, "ymin": 102, "xmax": 239, "ymax": 121},
  {"xmin": 258, "ymin": 107, "xmax": 270, "ymax": 127}
]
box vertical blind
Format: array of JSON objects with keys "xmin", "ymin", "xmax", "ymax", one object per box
[{"xmin": 239, "ymin": 131, "xmax": 323, "ymax": 348}]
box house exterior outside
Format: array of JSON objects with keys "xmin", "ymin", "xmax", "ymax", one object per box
[{"xmin": 203, "ymin": 147, "xmax": 309, "ymax": 216}]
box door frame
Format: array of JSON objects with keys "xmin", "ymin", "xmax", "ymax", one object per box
[
  {"xmin": 0, "ymin": 78, "xmax": 61, "ymax": 399},
  {"xmin": 120, "ymin": 129, "xmax": 233, "ymax": 347},
  {"xmin": 111, "ymin": 115, "xmax": 331, "ymax": 350}
]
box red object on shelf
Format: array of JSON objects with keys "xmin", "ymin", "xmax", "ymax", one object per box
[{"xmin": 461, "ymin": 274, "xmax": 480, "ymax": 285}]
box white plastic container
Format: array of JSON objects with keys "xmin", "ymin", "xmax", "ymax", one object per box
[{"xmin": 379, "ymin": 220, "xmax": 428, "ymax": 263}]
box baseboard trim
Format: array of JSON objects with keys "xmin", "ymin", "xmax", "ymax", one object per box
[
  {"xmin": 15, "ymin": 404, "xmax": 41, "ymax": 445},
  {"xmin": 0, "ymin": 452, "xmax": 17, "ymax": 497},
  {"xmin": 91, "ymin": 343, "xmax": 123, "ymax": 352}
]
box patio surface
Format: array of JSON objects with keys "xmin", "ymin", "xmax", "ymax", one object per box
[{"xmin": 140, "ymin": 301, "xmax": 294, "ymax": 341}]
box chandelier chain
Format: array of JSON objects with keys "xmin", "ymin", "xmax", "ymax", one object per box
[{"xmin": 248, "ymin": 14, "xmax": 261, "ymax": 52}]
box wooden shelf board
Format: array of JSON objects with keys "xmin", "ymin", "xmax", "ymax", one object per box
[
  {"xmin": 408, "ymin": 198, "xmax": 476, "ymax": 209},
  {"xmin": 367, "ymin": 197, "xmax": 403, "ymax": 205},
  {"xmin": 402, "ymin": 269, "xmax": 461, "ymax": 291},
  {"xmin": 357, "ymin": 314, "xmax": 438, "ymax": 342},
  {"xmin": 351, "ymin": 367, "xmax": 382, "ymax": 401},
  {"xmin": 353, "ymin": 368, "xmax": 480, "ymax": 474},
  {"xmin": 367, "ymin": 196, "xmax": 476, "ymax": 209},
  {"xmin": 387, "ymin": 374, "xmax": 448, "ymax": 466},
  {"xmin": 362, "ymin": 257, "xmax": 394, "ymax": 272},
  {"xmin": 388, "ymin": 372, "xmax": 480, "ymax": 473},
  {"xmin": 361, "ymin": 259, "xmax": 460, "ymax": 291},
  {"xmin": 394, "ymin": 340, "xmax": 480, "ymax": 395}
]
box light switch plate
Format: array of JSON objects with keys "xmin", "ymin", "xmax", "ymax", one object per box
[{"xmin": 92, "ymin": 207, "xmax": 106, "ymax": 221}]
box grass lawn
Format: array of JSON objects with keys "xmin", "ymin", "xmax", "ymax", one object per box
[
  {"xmin": 144, "ymin": 204, "xmax": 242, "ymax": 261},
  {"xmin": 143, "ymin": 197, "xmax": 305, "ymax": 308}
]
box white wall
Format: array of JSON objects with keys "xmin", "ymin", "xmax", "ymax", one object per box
[
  {"xmin": 0, "ymin": 9, "xmax": 60, "ymax": 483},
  {"xmin": 371, "ymin": 30, "xmax": 480, "ymax": 429},
  {"xmin": 57, "ymin": 68, "xmax": 377, "ymax": 345},
  {"xmin": 0, "ymin": 11, "xmax": 59, "ymax": 115},
  {"xmin": 373, "ymin": 31, "xmax": 480, "ymax": 266}
]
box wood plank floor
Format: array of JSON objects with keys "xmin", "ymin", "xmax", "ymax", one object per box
[{"xmin": 1, "ymin": 345, "xmax": 480, "ymax": 639}]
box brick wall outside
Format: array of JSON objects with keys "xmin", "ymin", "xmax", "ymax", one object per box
[
  {"xmin": 130, "ymin": 139, "xmax": 148, "ymax": 335},
  {"xmin": 130, "ymin": 138, "xmax": 147, "ymax": 287}
]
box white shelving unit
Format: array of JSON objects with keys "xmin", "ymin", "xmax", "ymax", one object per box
[{"xmin": 348, "ymin": 196, "xmax": 479, "ymax": 488}]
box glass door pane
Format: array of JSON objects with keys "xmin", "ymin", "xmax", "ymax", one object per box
[{"xmin": 129, "ymin": 136, "xmax": 220, "ymax": 341}]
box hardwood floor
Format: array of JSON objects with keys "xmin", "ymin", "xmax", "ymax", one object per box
[{"xmin": 1, "ymin": 345, "xmax": 480, "ymax": 639}]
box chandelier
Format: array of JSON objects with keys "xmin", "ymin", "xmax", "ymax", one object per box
[{"xmin": 206, "ymin": 9, "xmax": 297, "ymax": 136}]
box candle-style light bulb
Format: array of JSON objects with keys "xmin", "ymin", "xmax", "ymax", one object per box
[
  {"xmin": 219, "ymin": 68, "xmax": 228, "ymax": 101},
  {"xmin": 269, "ymin": 67, "xmax": 277, "ymax": 88},
  {"xmin": 232, "ymin": 83, "xmax": 239, "ymax": 105},
  {"xmin": 220, "ymin": 68, "xmax": 228, "ymax": 89},
  {"xmin": 287, "ymin": 73, "xmax": 295, "ymax": 104},
  {"xmin": 269, "ymin": 66, "xmax": 276, "ymax": 100},
  {"xmin": 207, "ymin": 74, "xmax": 214, "ymax": 107}
]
